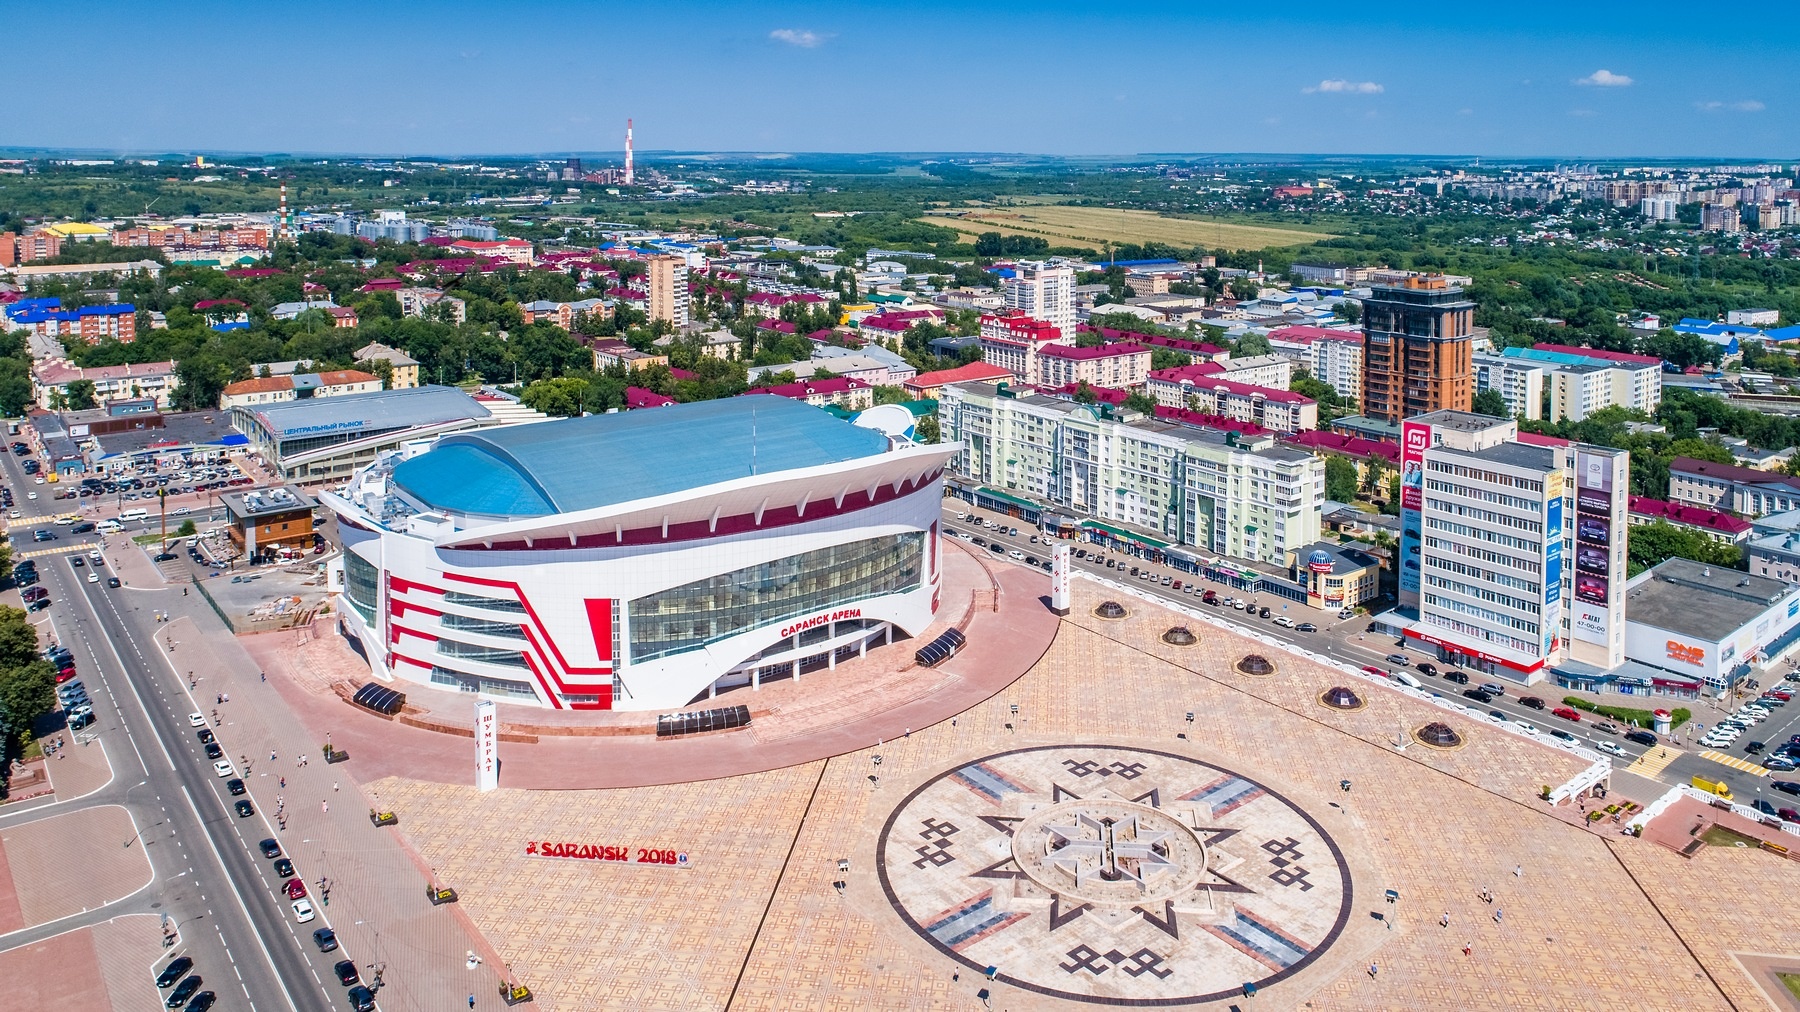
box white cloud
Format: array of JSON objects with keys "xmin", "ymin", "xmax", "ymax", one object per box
[
  {"xmin": 1575, "ymin": 69, "xmax": 1633, "ymax": 87},
  {"xmin": 1696, "ymin": 99, "xmax": 1765, "ymax": 112},
  {"xmin": 1304, "ymin": 79, "xmax": 1383, "ymax": 95},
  {"xmin": 769, "ymin": 28, "xmax": 829, "ymax": 48}
]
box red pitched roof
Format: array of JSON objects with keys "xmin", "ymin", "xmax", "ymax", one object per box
[
  {"xmin": 1269, "ymin": 325, "xmax": 1361, "ymax": 344},
  {"xmin": 742, "ymin": 376, "xmax": 870, "ymax": 400},
  {"xmin": 1628, "ymin": 496, "xmax": 1752, "ymax": 535},
  {"xmin": 907, "ymin": 362, "xmax": 1012, "ymax": 389},
  {"xmin": 1039, "ymin": 342, "xmax": 1151, "ymax": 361},
  {"xmin": 1044, "ymin": 383, "xmax": 1130, "ymax": 405},
  {"xmin": 626, "ymin": 386, "xmax": 675, "ymax": 409},
  {"xmin": 1282, "ymin": 430, "xmax": 1401, "ymax": 462},
  {"xmin": 1152, "ymin": 405, "xmax": 1268, "ymax": 436}
]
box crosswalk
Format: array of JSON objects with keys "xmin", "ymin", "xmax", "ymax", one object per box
[
  {"xmin": 14, "ymin": 543, "xmax": 91, "ymax": 560},
  {"xmin": 1698, "ymin": 749, "xmax": 1770, "ymax": 777},
  {"xmin": 1625, "ymin": 745, "xmax": 1682, "ymax": 778}
]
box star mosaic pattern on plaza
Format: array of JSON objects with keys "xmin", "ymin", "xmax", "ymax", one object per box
[{"xmin": 879, "ymin": 745, "xmax": 1352, "ymax": 1005}]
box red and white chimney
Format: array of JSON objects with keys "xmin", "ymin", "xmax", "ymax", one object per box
[{"xmin": 625, "ymin": 118, "xmax": 635, "ymax": 186}]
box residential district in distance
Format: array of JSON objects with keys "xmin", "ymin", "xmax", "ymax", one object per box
[{"xmin": 1, "ymin": 142, "xmax": 1799, "ymax": 1011}]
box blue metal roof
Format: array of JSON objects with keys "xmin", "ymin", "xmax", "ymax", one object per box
[{"xmin": 391, "ymin": 396, "xmax": 893, "ymax": 518}]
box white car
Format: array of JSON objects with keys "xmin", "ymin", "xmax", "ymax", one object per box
[
  {"xmin": 54, "ymin": 515, "xmax": 75, "ymax": 525},
  {"xmin": 291, "ymin": 898, "xmax": 315, "ymax": 923},
  {"xmin": 1512, "ymin": 721, "xmax": 1539, "ymax": 736},
  {"xmin": 213, "ymin": 760, "xmax": 235, "ymax": 778},
  {"xmin": 26, "ymin": 491, "xmax": 36, "ymax": 500},
  {"xmin": 88, "ymin": 550, "xmax": 101, "ymax": 561},
  {"xmin": 171, "ymin": 507, "xmax": 191, "ymax": 516},
  {"xmin": 1272, "ymin": 616, "xmax": 1296, "ymax": 628},
  {"xmin": 6, "ymin": 511, "xmax": 17, "ymax": 519},
  {"xmin": 1008, "ymin": 549, "xmax": 1024, "ymax": 561},
  {"xmin": 32, "ymin": 476, "xmax": 44, "ymax": 484},
  {"xmin": 188, "ymin": 712, "xmax": 208, "ymax": 727},
  {"xmin": 1595, "ymin": 741, "xmax": 1628, "ymax": 757},
  {"xmin": 86, "ymin": 572, "xmax": 99, "ymax": 583}
]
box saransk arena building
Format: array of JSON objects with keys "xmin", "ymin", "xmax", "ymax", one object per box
[{"xmin": 323, "ymin": 397, "xmax": 956, "ymax": 712}]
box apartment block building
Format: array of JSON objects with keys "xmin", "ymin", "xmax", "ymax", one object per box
[
  {"xmin": 1144, "ymin": 368, "xmax": 1318, "ymax": 433},
  {"xmin": 33, "ymin": 359, "xmax": 179, "ymax": 409},
  {"xmin": 1003, "ymin": 261, "xmax": 1076, "ymax": 338},
  {"xmin": 1033, "ymin": 343, "xmax": 1152, "ymax": 390},
  {"xmin": 1361, "ymin": 275, "xmax": 1476, "ymax": 423},
  {"xmin": 978, "ymin": 310, "xmax": 1072, "ymax": 379},
  {"xmin": 646, "ymin": 254, "xmax": 690, "ymax": 328},
  {"xmin": 938, "ymin": 381, "xmax": 1324, "ymax": 565},
  {"xmin": 1267, "ymin": 325, "xmax": 1363, "ymax": 402},
  {"xmin": 1472, "ymin": 352, "xmax": 1546, "ymax": 420},
  {"xmin": 1499, "ymin": 344, "xmax": 1662, "ymax": 421},
  {"xmin": 8, "ymin": 303, "xmax": 138, "ymax": 344}
]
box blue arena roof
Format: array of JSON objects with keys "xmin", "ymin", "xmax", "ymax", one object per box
[{"xmin": 391, "ymin": 396, "xmax": 893, "ymax": 518}]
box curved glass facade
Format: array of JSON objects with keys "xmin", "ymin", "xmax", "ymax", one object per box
[
  {"xmin": 440, "ymin": 613, "xmax": 528, "ymax": 639},
  {"xmin": 628, "ymin": 532, "xmax": 923, "ymax": 663},
  {"xmin": 344, "ymin": 551, "xmax": 380, "ymax": 623},
  {"xmin": 443, "ymin": 590, "xmax": 527, "ymax": 614}
]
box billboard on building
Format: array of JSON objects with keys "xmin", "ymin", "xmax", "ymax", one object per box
[
  {"xmin": 1399, "ymin": 420, "xmax": 1430, "ymax": 602},
  {"xmin": 1570, "ymin": 449, "xmax": 1623, "ymax": 649}
]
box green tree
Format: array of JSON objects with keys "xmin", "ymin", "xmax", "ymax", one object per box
[
  {"xmin": 64, "ymin": 380, "xmax": 98, "ymax": 411},
  {"xmin": 914, "ymin": 414, "xmax": 940, "ymax": 444},
  {"xmin": 177, "ymin": 519, "xmax": 198, "ymax": 537},
  {"xmin": 1382, "ymin": 473, "xmax": 1402, "ymax": 515},
  {"xmin": 1336, "ymin": 300, "xmax": 1361, "ymax": 325},
  {"xmin": 1666, "ymin": 437, "xmax": 1734, "ymax": 465},
  {"xmin": 1123, "ymin": 391, "xmax": 1159, "ymax": 416},
  {"xmin": 1471, "ymin": 387, "xmax": 1510, "ymax": 418},
  {"xmin": 1324, "ymin": 454, "xmax": 1360, "ymax": 504},
  {"xmin": 1362, "ymin": 452, "xmax": 1389, "ymax": 497},
  {"xmin": 1626, "ymin": 521, "xmax": 1743, "ymax": 577},
  {"xmin": 1072, "ymin": 381, "xmax": 1098, "ymax": 405},
  {"xmin": 519, "ymin": 376, "xmax": 591, "ymax": 417},
  {"xmin": 1231, "ymin": 333, "xmax": 1272, "ymax": 357}
]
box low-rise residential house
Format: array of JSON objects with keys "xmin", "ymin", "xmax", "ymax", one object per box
[
  {"xmin": 218, "ymin": 369, "xmax": 383, "ymax": 410},
  {"xmin": 591, "ymin": 338, "xmax": 668, "ymax": 372},
  {"xmin": 268, "ymin": 299, "xmax": 338, "ymax": 321},
  {"xmin": 519, "ymin": 297, "xmax": 608, "ymax": 329},
  {"xmin": 448, "ymin": 238, "xmax": 533, "ymax": 264},
  {"xmin": 354, "ymin": 343, "xmax": 420, "ymax": 389},
  {"xmin": 34, "ymin": 359, "xmax": 178, "ymax": 409},
  {"xmin": 396, "ymin": 287, "xmax": 466, "ymax": 324},
  {"xmin": 742, "ymin": 376, "xmax": 873, "ymax": 411}
]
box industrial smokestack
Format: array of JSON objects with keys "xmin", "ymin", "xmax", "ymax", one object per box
[
  {"xmin": 278, "ymin": 182, "xmax": 289, "ymax": 238},
  {"xmin": 625, "ymin": 118, "xmax": 634, "ymax": 186}
]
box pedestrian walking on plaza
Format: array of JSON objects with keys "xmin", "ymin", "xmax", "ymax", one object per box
[
  {"xmin": 270, "ymin": 750, "xmax": 277, "ymax": 761},
  {"xmin": 333, "ymin": 782, "xmax": 339, "ymax": 792},
  {"xmin": 321, "ymin": 800, "xmax": 328, "ymax": 814},
  {"xmin": 1479, "ymin": 886, "xmax": 1490, "ymax": 903},
  {"xmin": 279, "ymin": 776, "xmax": 285, "ymax": 789},
  {"xmin": 1440, "ymin": 912, "xmax": 1449, "ymax": 928},
  {"xmin": 1463, "ymin": 943, "xmax": 1472, "ymax": 957},
  {"xmin": 1367, "ymin": 962, "xmax": 1377, "ymax": 979},
  {"xmin": 469, "ymin": 997, "xmax": 476, "ymax": 1010},
  {"xmin": 1514, "ymin": 864, "xmax": 1521, "ymax": 878},
  {"xmin": 1493, "ymin": 908, "xmax": 1503, "ymax": 924}
]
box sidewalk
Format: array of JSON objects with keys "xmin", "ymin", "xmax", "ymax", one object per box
[{"xmin": 148, "ymin": 612, "xmax": 511, "ymax": 1009}]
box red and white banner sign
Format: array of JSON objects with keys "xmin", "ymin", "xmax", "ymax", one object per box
[{"xmin": 524, "ymin": 841, "xmax": 690, "ymax": 867}]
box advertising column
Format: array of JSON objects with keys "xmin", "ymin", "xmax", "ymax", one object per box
[
  {"xmin": 475, "ymin": 698, "xmax": 499, "ymax": 792},
  {"xmin": 1568, "ymin": 447, "xmax": 1629, "ymax": 668},
  {"xmin": 1398, "ymin": 419, "xmax": 1431, "ymax": 609},
  {"xmin": 1050, "ymin": 543, "xmax": 1072, "ymax": 616},
  {"xmin": 1542, "ymin": 469, "xmax": 1565, "ymax": 660}
]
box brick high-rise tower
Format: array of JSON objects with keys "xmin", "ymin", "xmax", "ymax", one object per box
[{"xmin": 1360, "ymin": 274, "xmax": 1477, "ymax": 424}]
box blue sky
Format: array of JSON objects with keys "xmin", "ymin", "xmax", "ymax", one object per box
[{"xmin": 10, "ymin": 1, "xmax": 1792, "ymax": 159}]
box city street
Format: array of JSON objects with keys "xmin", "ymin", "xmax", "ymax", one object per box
[
  {"xmin": 0, "ymin": 446, "xmax": 502, "ymax": 1010},
  {"xmin": 940, "ymin": 498, "xmax": 1800, "ymax": 803}
]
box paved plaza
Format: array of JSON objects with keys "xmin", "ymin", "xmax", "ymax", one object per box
[{"xmin": 340, "ymin": 576, "xmax": 1800, "ymax": 1010}]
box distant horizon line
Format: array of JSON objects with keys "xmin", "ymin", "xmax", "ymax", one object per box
[{"xmin": 0, "ymin": 146, "xmax": 1793, "ymax": 166}]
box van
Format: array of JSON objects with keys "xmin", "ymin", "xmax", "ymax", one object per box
[
  {"xmin": 1691, "ymin": 776, "xmax": 1733, "ymax": 801},
  {"xmin": 118, "ymin": 508, "xmax": 149, "ymax": 522},
  {"xmin": 96, "ymin": 520, "xmax": 123, "ymax": 534},
  {"xmin": 1391, "ymin": 671, "xmax": 1423, "ymax": 689}
]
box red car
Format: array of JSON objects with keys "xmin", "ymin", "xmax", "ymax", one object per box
[
  {"xmin": 1768, "ymin": 691, "xmax": 1794, "ymax": 701},
  {"xmin": 1551, "ymin": 707, "xmax": 1582, "ymax": 722},
  {"xmin": 284, "ymin": 878, "xmax": 307, "ymax": 899},
  {"xmin": 1362, "ymin": 665, "xmax": 1386, "ymax": 677},
  {"xmin": 55, "ymin": 668, "xmax": 77, "ymax": 684}
]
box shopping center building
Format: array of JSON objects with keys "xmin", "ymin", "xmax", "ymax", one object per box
[{"xmin": 322, "ymin": 397, "xmax": 957, "ymax": 712}]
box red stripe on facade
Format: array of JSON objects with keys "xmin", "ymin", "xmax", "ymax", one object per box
[
  {"xmin": 584, "ymin": 599, "xmax": 614, "ymax": 664},
  {"xmin": 390, "ymin": 575, "xmax": 445, "ymax": 595}
]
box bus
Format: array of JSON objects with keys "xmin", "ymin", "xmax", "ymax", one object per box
[{"xmin": 118, "ymin": 508, "xmax": 150, "ymax": 523}]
